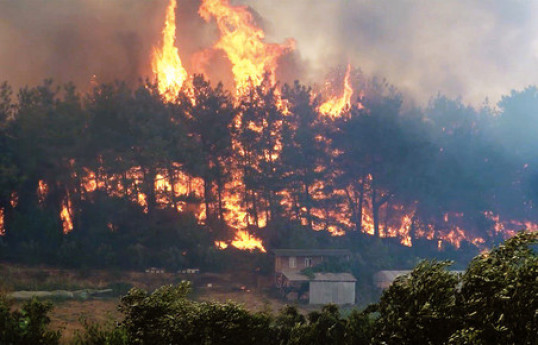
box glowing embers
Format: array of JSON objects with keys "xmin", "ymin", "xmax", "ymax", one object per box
[
  {"xmin": 81, "ymin": 168, "xmax": 101, "ymax": 194},
  {"xmin": 319, "ymin": 64, "xmax": 354, "ymax": 118},
  {"xmin": 199, "ymin": 0, "xmax": 295, "ymax": 93},
  {"xmin": 10, "ymin": 192, "xmax": 18, "ymax": 208},
  {"xmin": 484, "ymin": 210, "xmax": 538, "ymax": 238},
  {"xmin": 152, "ymin": 0, "xmax": 189, "ymax": 102},
  {"xmin": 37, "ymin": 180, "xmax": 49, "ymax": 205}
]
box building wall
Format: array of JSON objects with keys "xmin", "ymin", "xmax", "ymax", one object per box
[
  {"xmin": 275, "ymin": 256, "xmax": 324, "ymax": 273},
  {"xmin": 309, "ymin": 281, "xmax": 355, "ymax": 305}
]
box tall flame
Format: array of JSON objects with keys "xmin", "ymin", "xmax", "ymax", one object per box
[
  {"xmin": 37, "ymin": 180, "xmax": 49, "ymax": 205},
  {"xmin": 199, "ymin": 0, "xmax": 295, "ymax": 93},
  {"xmin": 152, "ymin": 0, "xmax": 189, "ymax": 102},
  {"xmin": 60, "ymin": 197, "xmax": 73, "ymax": 234},
  {"xmin": 319, "ymin": 64, "xmax": 353, "ymax": 117},
  {"xmin": 0, "ymin": 208, "xmax": 5, "ymax": 236}
]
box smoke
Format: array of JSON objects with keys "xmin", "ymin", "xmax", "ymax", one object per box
[
  {"xmin": 2, "ymin": 0, "xmax": 538, "ymax": 104},
  {"xmin": 242, "ymin": 0, "xmax": 538, "ymax": 105},
  {"xmin": 0, "ymin": 0, "xmax": 168, "ymax": 90}
]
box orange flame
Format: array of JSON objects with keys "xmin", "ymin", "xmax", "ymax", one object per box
[
  {"xmin": 231, "ymin": 229, "xmax": 265, "ymax": 252},
  {"xmin": 152, "ymin": 0, "xmax": 189, "ymax": 102},
  {"xmin": 37, "ymin": 180, "xmax": 49, "ymax": 205},
  {"xmin": 0, "ymin": 208, "xmax": 5, "ymax": 236},
  {"xmin": 319, "ymin": 64, "xmax": 353, "ymax": 117},
  {"xmin": 81, "ymin": 168, "xmax": 104, "ymax": 193},
  {"xmin": 199, "ymin": 0, "xmax": 295, "ymax": 93},
  {"xmin": 60, "ymin": 197, "xmax": 73, "ymax": 234}
]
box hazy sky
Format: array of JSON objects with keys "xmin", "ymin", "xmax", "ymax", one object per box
[
  {"xmin": 2, "ymin": 0, "xmax": 538, "ymax": 105},
  {"xmin": 242, "ymin": 0, "xmax": 538, "ymax": 105}
]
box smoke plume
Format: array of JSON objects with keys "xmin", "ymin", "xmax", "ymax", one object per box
[{"xmin": 2, "ymin": 0, "xmax": 538, "ymax": 104}]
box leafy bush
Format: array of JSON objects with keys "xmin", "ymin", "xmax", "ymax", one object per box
[
  {"xmin": 0, "ymin": 295, "xmax": 61, "ymax": 345},
  {"xmin": 118, "ymin": 282, "xmax": 274, "ymax": 345},
  {"xmin": 458, "ymin": 231, "xmax": 538, "ymax": 345},
  {"xmin": 71, "ymin": 320, "xmax": 127, "ymax": 345},
  {"xmin": 369, "ymin": 231, "xmax": 538, "ymax": 345}
]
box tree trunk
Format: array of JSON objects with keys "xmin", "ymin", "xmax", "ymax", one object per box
[
  {"xmin": 203, "ymin": 176, "xmax": 212, "ymax": 221},
  {"xmin": 304, "ymin": 182, "xmax": 313, "ymax": 230},
  {"xmin": 357, "ymin": 178, "xmax": 365, "ymax": 232},
  {"xmin": 372, "ymin": 185, "xmax": 379, "ymax": 237},
  {"xmin": 167, "ymin": 164, "xmax": 178, "ymax": 211}
]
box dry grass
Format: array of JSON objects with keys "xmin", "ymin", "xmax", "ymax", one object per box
[
  {"xmin": 1, "ymin": 262, "xmax": 302, "ymax": 343},
  {"xmin": 48, "ymin": 299, "xmax": 121, "ymax": 344}
]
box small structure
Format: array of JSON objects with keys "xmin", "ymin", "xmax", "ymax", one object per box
[
  {"xmin": 374, "ymin": 270, "xmax": 465, "ymax": 289},
  {"xmin": 273, "ymin": 249, "xmax": 355, "ymax": 305},
  {"xmin": 373, "ymin": 270, "xmax": 412, "ymax": 289},
  {"xmin": 279, "ymin": 271, "xmax": 356, "ymax": 305},
  {"xmin": 273, "ymin": 249, "xmax": 351, "ymax": 273}
]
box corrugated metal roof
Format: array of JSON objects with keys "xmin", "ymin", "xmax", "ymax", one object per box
[
  {"xmin": 373, "ymin": 270, "xmax": 465, "ymax": 283},
  {"xmin": 273, "ymin": 249, "xmax": 351, "ymax": 257},
  {"xmin": 282, "ymin": 271, "xmax": 356, "ymax": 282},
  {"xmin": 373, "ymin": 270, "xmax": 411, "ymax": 283}
]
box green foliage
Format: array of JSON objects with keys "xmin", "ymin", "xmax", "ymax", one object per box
[
  {"xmin": 288, "ymin": 305, "xmax": 346, "ymax": 345},
  {"xmin": 446, "ymin": 328, "xmax": 484, "ymax": 345},
  {"xmin": 118, "ymin": 282, "xmax": 274, "ymax": 345},
  {"xmin": 2, "ymin": 232, "xmax": 529, "ymax": 345},
  {"xmin": 71, "ymin": 320, "xmax": 127, "ymax": 345},
  {"xmin": 302, "ymin": 256, "xmax": 352, "ymax": 279},
  {"xmin": 459, "ymin": 231, "xmax": 538, "ymax": 345},
  {"xmin": 273, "ymin": 305, "xmax": 306, "ymax": 345},
  {"xmin": 0, "ymin": 76, "xmax": 535, "ymax": 288},
  {"xmin": 371, "ymin": 260, "xmax": 461, "ymax": 345},
  {"xmin": 369, "ymin": 231, "xmax": 538, "ymax": 345},
  {"xmin": 345, "ymin": 309, "xmax": 374, "ymax": 345},
  {"xmin": 0, "ymin": 295, "xmax": 61, "ymax": 345}
]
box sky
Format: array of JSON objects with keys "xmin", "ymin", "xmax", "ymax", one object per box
[{"xmin": 1, "ymin": 0, "xmax": 538, "ymax": 105}]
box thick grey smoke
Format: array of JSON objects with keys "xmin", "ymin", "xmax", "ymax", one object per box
[
  {"xmin": 0, "ymin": 0, "xmax": 171, "ymax": 90},
  {"xmin": 243, "ymin": 0, "xmax": 538, "ymax": 105},
  {"xmin": 2, "ymin": 0, "xmax": 538, "ymax": 104}
]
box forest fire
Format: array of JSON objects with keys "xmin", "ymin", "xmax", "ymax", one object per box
[
  {"xmin": 37, "ymin": 180, "xmax": 49, "ymax": 205},
  {"xmin": 199, "ymin": 0, "xmax": 295, "ymax": 92},
  {"xmin": 60, "ymin": 197, "xmax": 73, "ymax": 234},
  {"xmin": 152, "ymin": 0, "xmax": 189, "ymax": 102},
  {"xmin": 319, "ymin": 64, "xmax": 354, "ymax": 117},
  {"xmin": 1, "ymin": 0, "xmax": 537, "ymax": 262},
  {"xmin": 26, "ymin": 0, "xmax": 536, "ymax": 254},
  {"xmin": 231, "ymin": 230, "xmax": 265, "ymax": 252}
]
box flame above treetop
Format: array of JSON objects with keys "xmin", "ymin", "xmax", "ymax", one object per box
[
  {"xmin": 199, "ymin": 0, "xmax": 295, "ymax": 93},
  {"xmin": 152, "ymin": 0, "xmax": 189, "ymax": 102},
  {"xmin": 319, "ymin": 64, "xmax": 354, "ymax": 117}
]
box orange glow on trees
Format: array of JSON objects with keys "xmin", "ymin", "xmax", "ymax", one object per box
[{"xmin": 319, "ymin": 64, "xmax": 353, "ymax": 117}]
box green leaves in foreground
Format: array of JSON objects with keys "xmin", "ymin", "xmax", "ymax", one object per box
[
  {"xmin": 371, "ymin": 231, "xmax": 537, "ymax": 345},
  {"xmin": 1, "ymin": 232, "xmax": 536, "ymax": 345}
]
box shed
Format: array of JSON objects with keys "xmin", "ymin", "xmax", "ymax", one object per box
[
  {"xmin": 374, "ymin": 270, "xmax": 465, "ymax": 289},
  {"xmin": 281, "ymin": 271, "xmax": 356, "ymax": 305}
]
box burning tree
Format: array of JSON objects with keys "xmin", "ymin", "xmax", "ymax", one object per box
[{"xmin": 0, "ymin": 0, "xmax": 537, "ymax": 270}]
